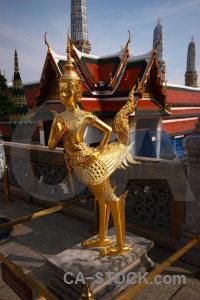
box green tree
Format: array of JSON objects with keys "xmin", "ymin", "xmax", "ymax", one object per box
[{"xmin": 0, "ymin": 74, "xmax": 16, "ymax": 117}]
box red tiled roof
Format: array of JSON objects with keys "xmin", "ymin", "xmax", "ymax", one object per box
[
  {"xmin": 24, "ymin": 88, "xmax": 37, "ymax": 106},
  {"xmin": 85, "ymin": 62, "xmax": 116, "ymax": 84},
  {"xmin": 170, "ymin": 108, "xmax": 200, "ymax": 115},
  {"xmin": 32, "ymin": 96, "xmax": 166, "ymax": 119},
  {"xmin": 7, "ymin": 91, "xmax": 12, "ymax": 97},
  {"xmin": 81, "ymin": 100, "xmax": 127, "ymax": 113},
  {"xmin": 0, "ymin": 124, "xmax": 12, "ymax": 137},
  {"xmin": 166, "ymin": 89, "xmax": 200, "ymax": 105},
  {"xmin": 7, "ymin": 83, "xmax": 39, "ymax": 106},
  {"xmin": 137, "ymin": 100, "xmax": 163, "ymax": 112},
  {"xmin": 116, "ymin": 67, "xmax": 142, "ymax": 92},
  {"xmin": 162, "ymin": 118, "xmax": 198, "ymax": 136},
  {"xmin": 31, "ymin": 125, "xmax": 39, "ymax": 139},
  {"xmin": 31, "ymin": 102, "xmax": 65, "ymax": 121}
]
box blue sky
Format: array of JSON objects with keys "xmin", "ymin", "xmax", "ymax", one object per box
[{"xmin": 0, "ymin": 0, "xmax": 200, "ymax": 86}]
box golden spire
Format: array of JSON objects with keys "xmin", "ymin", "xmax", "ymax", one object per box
[{"xmin": 64, "ymin": 30, "xmax": 74, "ymax": 71}]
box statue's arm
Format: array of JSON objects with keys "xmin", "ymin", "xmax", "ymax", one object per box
[
  {"xmin": 87, "ymin": 115, "xmax": 112, "ymax": 150},
  {"xmin": 48, "ymin": 117, "xmax": 62, "ymax": 150}
]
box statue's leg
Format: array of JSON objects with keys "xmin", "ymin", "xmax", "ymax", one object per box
[
  {"xmin": 100, "ymin": 192, "xmax": 132, "ymax": 256},
  {"xmin": 98, "ymin": 200, "xmax": 111, "ymax": 242},
  {"xmin": 81, "ymin": 199, "xmax": 112, "ymax": 247}
]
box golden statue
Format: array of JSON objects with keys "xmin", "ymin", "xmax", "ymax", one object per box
[{"xmin": 48, "ymin": 36, "xmax": 139, "ymax": 256}]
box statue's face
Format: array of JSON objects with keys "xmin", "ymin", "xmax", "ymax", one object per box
[{"xmin": 59, "ymin": 81, "xmax": 76, "ymax": 106}]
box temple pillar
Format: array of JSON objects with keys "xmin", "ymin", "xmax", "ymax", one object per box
[
  {"xmin": 156, "ymin": 118, "xmax": 162, "ymax": 158},
  {"xmin": 178, "ymin": 117, "xmax": 200, "ymax": 266},
  {"xmin": 38, "ymin": 120, "xmax": 45, "ymax": 146},
  {"xmin": 130, "ymin": 119, "xmax": 137, "ymax": 156}
]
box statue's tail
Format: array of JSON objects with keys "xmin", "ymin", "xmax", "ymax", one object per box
[{"xmin": 112, "ymin": 86, "xmax": 139, "ymax": 146}]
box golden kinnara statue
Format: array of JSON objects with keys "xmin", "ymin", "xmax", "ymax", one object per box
[{"xmin": 48, "ymin": 36, "xmax": 139, "ymax": 256}]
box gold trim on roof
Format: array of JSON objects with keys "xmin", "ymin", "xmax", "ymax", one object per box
[
  {"xmin": 139, "ymin": 33, "xmax": 162, "ymax": 94},
  {"xmin": 137, "ymin": 34, "xmax": 171, "ymax": 113},
  {"xmin": 70, "ymin": 38, "xmax": 96, "ymax": 90},
  {"xmin": 110, "ymin": 30, "xmax": 131, "ymax": 90}
]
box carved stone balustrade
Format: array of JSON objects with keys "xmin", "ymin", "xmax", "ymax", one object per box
[{"xmin": 1, "ymin": 142, "xmax": 187, "ymax": 250}]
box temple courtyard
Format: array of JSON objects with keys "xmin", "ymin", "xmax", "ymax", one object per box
[{"xmin": 0, "ymin": 188, "xmax": 200, "ymax": 300}]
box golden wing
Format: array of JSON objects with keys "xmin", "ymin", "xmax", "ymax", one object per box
[
  {"xmin": 99, "ymin": 142, "xmax": 134, "ymax": 175},
  {"xmin": 82, "ymin": 142, "xmax": 138, "ymax": 186}
]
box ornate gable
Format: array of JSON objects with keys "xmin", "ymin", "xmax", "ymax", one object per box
[
  {"xmin": 138, "ymin": 47, "xmax": 171, "ymax": 113},
  {"xmin": 70, "ymin": 32, "xmax": 131, "ymax": 92},
  {"xmin": 35, "ymin": 35, "xmax": 61, "ymax": 106}
]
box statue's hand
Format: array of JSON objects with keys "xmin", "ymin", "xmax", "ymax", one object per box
[{"xmin": 57, "ymin": 120, "xmax": 66, "ymax": 136}]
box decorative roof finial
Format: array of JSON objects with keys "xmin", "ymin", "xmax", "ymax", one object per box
[
  {"xmin": 157, "ymin": 17, "xmax": 161, "ymax": 24},
  {"xmin": 79, "ymin": 278, "xmax": 95, "ymax": 300},
  {"xmin": 125, "ymin": 30, "xmax": 131, "ymax": 52},
  {"xmin": 128, "ymin": 30, "xmax": 131, "ymax": 44},
  {"xmin": 191, "ymin": 36, "xmax": 194, "ymax": 42},
  {"xmin": 44, "ymin": 31, "xmax": 51, "ymax": 54}
]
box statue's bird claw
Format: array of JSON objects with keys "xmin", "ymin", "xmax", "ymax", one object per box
[
  {"xmin": 81, "ymin": 237, "xmax": 113, "ymax": 248},
  {"xmin": 100, "ymin": 245, "xmax": 132, "ymax": 256}
]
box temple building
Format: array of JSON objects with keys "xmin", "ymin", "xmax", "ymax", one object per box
[
  {"xmin": 185, "ymin": 37, "xmax": 198, "ymax": 87},
  {"xmin": 2, "ymin": 1, "xmax": 200, "ymax": 159}
]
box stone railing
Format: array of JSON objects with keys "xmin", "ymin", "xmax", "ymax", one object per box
[
  {"xmin": 2, "ymin": 142, "xmax": 188, "ymax": 249},
  {"xmin": 3, "ymin": 142, "xmax": 90, "ymax": 201}
]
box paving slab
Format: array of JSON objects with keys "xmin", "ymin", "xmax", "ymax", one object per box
[
  {"xmin": 32, "ymin": 232, "xmax": 87, "ymax": 257},
  {"xmin": 0, "ymin": 204, "xmax": 29, "ymax": 220},
  {"xmin": 0, "ymin": 236, "xmax": 46, "ymax": 272},
  {"xmin": 11, "ymin": 219, "xmax": 67, "ymax": 250},
  {"xmin": 164, "ymin": 260, "xmax": 200, "ymax": 292},
  {"xmin": 0, "ymin": 269, "xmax": 6, "ymax": 289},
  {"xmin": 0, "ymin": 285, "xmax": 21, "ymax": 300},
  {"xmin": 128, "ymin": 274, "xmax": 182, "ymax": 300},
  {"xmin": 53, "ymin": 216, "xmax": 94, "ymax": 239},
  {"xmin": 170, "ymin": 285, "xmax": 200, "ymax": 300},
  {"xmin": 148, "ymin": 246, "xmax": 170, "ymax": 261}
]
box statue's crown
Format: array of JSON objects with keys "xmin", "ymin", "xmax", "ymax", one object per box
[{"xmin": 60, "ymin": 33, "xmax": 81, "ymax": 83}]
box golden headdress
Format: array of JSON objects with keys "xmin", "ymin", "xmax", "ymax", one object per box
[{"xmin": 60, "ymin": 31, "xmax": 81, "ymax": 84}]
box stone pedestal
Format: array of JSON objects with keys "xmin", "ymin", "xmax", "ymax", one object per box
[
  {"xmin": 178, "ymin": 117, "xmax": 200, "ymax": 267},
  {"xmin": 47, "ymin": 228, "xmax": 154, "ymax": 300}
]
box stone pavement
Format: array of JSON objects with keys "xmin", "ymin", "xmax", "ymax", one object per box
[{"xmin": 0, "ymin": 193, "xmax": 200, "ymax": 300}]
